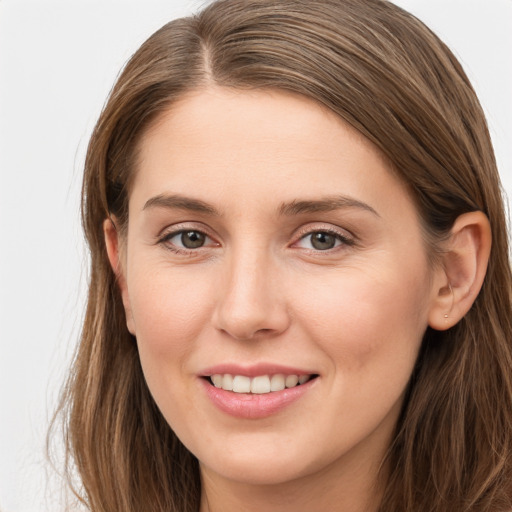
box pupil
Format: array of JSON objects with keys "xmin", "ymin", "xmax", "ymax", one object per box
[
  {"xmin": 181, "ymin": 231, "xmax": 205, "ymax": 249},
  {"xmin": 311, "ymin": 232, "xmax": 336, "ymax": 250}
]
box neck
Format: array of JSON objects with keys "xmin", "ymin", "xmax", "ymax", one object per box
[{"xmin": 199, "ymin": 446, "xmax": 387, "ymax": 512}]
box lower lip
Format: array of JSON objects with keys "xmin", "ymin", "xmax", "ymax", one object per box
[{"xmin": 201, "ymin": 378, "xmax": 317, "ymax": 419}]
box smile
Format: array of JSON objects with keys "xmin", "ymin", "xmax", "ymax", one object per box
[
  {"xmin": 200, "ymin": 366, "xmax": 319, "ymax": 419},
  {"xmin": 209, "ymin": 373, "xmax": 316, "ymax": 394}
]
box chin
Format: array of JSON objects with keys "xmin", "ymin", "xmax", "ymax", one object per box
[
  {"xmin": 197, "ymin": 439, "xmax": 325, "ymax": 486},
  {"xmin": 204, "ymin": 460, "xmax": 310, "ymax": 486}
]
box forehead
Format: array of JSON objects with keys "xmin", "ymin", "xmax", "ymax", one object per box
[
  {"xmin": 131, "ymin": 86, "xmax": 414, "ymax": 220},
  {"xmin": 139, "ymin": 86, "xmax": 383, "ymax": 160}
]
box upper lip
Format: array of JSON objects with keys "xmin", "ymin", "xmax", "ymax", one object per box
[{"xmin": 199, "ymin": 363, "xmax": 318, "ymax": 378}]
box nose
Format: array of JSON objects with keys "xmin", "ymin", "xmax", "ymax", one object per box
[{"xmin": 212, "ymin": 249, "xmax": 290, "ymax": 341}]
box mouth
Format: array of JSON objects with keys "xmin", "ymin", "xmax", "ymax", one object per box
[{"xmin": 204, "ymin": 373, "xmax": 319, "ymax": 394}]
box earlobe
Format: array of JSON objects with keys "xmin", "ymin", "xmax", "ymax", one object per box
[
  {"xmin": 428, "ymin": 211, "xmax": 492, "ymax": 331},
  {"xmin": 103, "ymin": 218, "xmax": 136, "ymax": 335}
]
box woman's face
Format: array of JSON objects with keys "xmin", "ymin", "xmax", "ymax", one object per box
[{"xmin": 115, "ymin": 87, "xmax": 442, "ymax": 487}]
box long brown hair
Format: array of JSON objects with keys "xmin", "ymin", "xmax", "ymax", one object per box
[{"xmin": 52, "ymin": 0, "xmax": 512, "ymax": 510}]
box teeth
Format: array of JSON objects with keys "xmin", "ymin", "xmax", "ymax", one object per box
[
  {"xmin": 210, "ymin": 373, "xmax": 312, "ymax": 394},
  {"xmin": 211, "ymin": 374, "xmax": 223, "ymax": 388},
  {"xmin": 251, "ymin": 375, "xmax": 271, "ymax": 394},
  {"xmin": 270, "ymin": 374, "xmax": 285, "ymax": 392},
  {"xmin": 285, "ymin": 375, "xmax": 299, "ymax": 388},
  {"xmin": 222, "ymin": 373, "xmax": 234, "ymax": 391},
  {"xmin": 233, "ymin": 375, "xmax": 251, "ymax": 393}
]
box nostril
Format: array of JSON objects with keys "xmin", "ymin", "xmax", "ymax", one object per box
[{"xmin": 212, "ymin": 282, "xmax": 291, "ymax": 341}]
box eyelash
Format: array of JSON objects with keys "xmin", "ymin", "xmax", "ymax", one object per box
[
  {"xmin": 157, "ymin": 228, "xmax": 218, "ymax": 255},
  {"xmin": 292, "ymin": 226, "xmax": 355, "ymax": 253},
  {"xmin": 157, "ymin": 225, "xmax": 355, "ymax": 255}
]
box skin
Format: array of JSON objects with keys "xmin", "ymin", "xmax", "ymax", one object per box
[{"xmin": 104, "ymin": 87, "xmax": 491, "ymax": 512}]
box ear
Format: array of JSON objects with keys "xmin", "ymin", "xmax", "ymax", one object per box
[
  {"xmin": 428, "ymin": 211, "xmax": 492, "ymax": 331},
  {"xmin": 103, "ymin": 217, "xmax": 136, "ymax": 335}
]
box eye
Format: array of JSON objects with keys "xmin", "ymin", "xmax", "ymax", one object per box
[
  {"xmin": 310, "ymin": 232, "xmax": 339, "ymax": 250},
  {"xmin": 177, "ymin": 230, "xmax": 207, "ymax": 249},
  {"xmin": 295, "ymin": 230, "xmax": 353, "ymax": 251},
  {"xmin": 160, "ymin": 229, "xmax": 215, "ymax": 252}
]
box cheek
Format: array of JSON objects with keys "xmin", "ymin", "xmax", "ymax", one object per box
[
  {"xmin": 294, "ymin": 262, "xmax": 431, "ymax": 375},
  {"xmin": 287, "ymin": 263, "xmax": 431, "ymax": 453},
  {"xmin": 127, "ymin": 266, "xmax": 216, "ymax": 361},
  {"xmin": 126, "ymin": 268, "xmax": 217, "ymax": 431}
]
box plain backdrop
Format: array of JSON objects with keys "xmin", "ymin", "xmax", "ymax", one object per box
[{"xmin": 0, "ymin": 1, "xmax": 510, "ymax": 511}]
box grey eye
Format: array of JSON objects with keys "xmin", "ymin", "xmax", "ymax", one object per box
[
  {"xmin": 180, "ymin": 231, "xmax": 206, "ymax": 249},
  {"xmin": 309, "ymin": 232, "xmax": 338, "ymax": 250}
]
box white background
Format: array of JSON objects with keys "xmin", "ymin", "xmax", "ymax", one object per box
[{"xmin": 0, "ymin": 1, "xmax": 510, "ymax": 511}]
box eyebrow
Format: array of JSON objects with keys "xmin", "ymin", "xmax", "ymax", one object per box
[
  {"xmin": 142, "ymin": 193, "xmax": 379, "ymax": 218},
  {"xmin": 143, "ymin": 194, "xmax": 220, "ymax": 215},
  {"xmin": 278, "ymin": 195, "xmax": 379, "ymax": 217}
]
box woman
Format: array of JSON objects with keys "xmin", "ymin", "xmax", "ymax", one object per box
[{"xmin": 56, "ymin": 0, "xmax": 512, "ymax": 510}]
